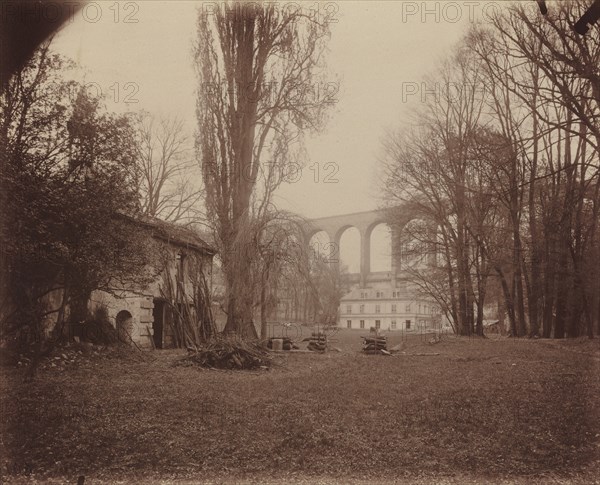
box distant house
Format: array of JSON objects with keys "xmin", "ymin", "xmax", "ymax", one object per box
[
  {"xmin": 85, "ymin": 217, "xmax": 216, "ymax": 349},
  {"xmin": 339, "ymin": 284, "xmax": 440, "ymax": 332}
]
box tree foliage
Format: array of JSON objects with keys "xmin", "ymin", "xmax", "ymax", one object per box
[{"xmin": 0, "ymin": 43, "xmax": 152, "ymax": 344}]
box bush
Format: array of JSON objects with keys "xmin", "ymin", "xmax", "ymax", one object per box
[{"xmin": 81, "ymin": 306, "xmax": 120, "ymax": 345}]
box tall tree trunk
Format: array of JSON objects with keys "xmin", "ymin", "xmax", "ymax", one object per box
[
  {"xmin": 441, "ymin": 226, "xmax": 459, "ymax": 330},
  {"xmin": 553, "ymin": 242, "xmax": 570, "ymax": 339},
  {"xmin": 527, "ymin": 81, "xmax": 542, "ymax": 337},
  {"xmin": 260, "ymin": 271, "xmax": 269, "ymax": 341},
  {"xmin": 542, "ymin": 230, "xmax": 557, "ymax": 338},
  {"xmin": 223, "ymin": 275, "xmax": 258, "ymax": 339},
  {"xmin": 509, "ymin": 153, "xmax": 527, "ymax": 337},
  {"xmin": 497, "ymin": 266, "xmax": 517, "ymax": 336},
  {"xmin": 513, "ymin": 233, "xmax": 527, "ymax": 337},
  {"xmin": 455, "ymin": 205, "xmax": 472, "ymax": 336},
  {"xmin": 474, "ymin": 255, "xmax": 487, "ymax": 337}
]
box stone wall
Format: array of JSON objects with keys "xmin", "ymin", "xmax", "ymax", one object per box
[{"xmin": 89, "ymin": 290, "xmax": 155, "ymax": 348}]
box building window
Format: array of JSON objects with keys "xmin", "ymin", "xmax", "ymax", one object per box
[
  {"xmin": 346, "ymin": 304, "xmax": 352, "ymax": 314},
  {"xmin": 376, "ymin": 291, "xmax": 381, "ymax": 298},
  {"xmin": 360, "ymin": 320, "xmax": 365, "ymax": 329},
  {"xmin": 347, "ymin": 320, "xmax": 352, "ymax": 329},
  {"xmin": 392, "ymin": 291, "xmax": 396, "ymax": 298},
  {"xmin": 375, "ymin": 320, "xmax": 381, "ymax": 329},
  {"xmin": 406, "ymin": 319, "xmax": 411, "ymax": 329},
  {"xmin": 391, "ymin": 304, "xmax": 397, "ymax": 313},
  {"xmin": 375, "ymin": 304, "xmax": 380, "ymax": 314},
  {"xmin": 360, "ymin": 304, "xmax": 365, "ymax": 313},
  {"xmin": 391, "ymin": 320, "xmax": 397, "ymax": 330},
  {"xmin": 405, "ymin": 303, "xmax": 411, "ymax": 312},
  {"xmin": 361, "ymin": 292, "xmax": 367, "ymax": 299}
]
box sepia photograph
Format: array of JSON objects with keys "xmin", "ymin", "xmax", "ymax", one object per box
[{"xmin": 1, "ymin": 1, "xmax": 599, "ymax": 483}]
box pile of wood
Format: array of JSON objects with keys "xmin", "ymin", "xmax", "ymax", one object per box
[
  {"xmin": 362, "ymin": 334, "xmax": 388, "ymax": 354},
  {"xmin": 176, "ymin": 337, "xmax": 272, "ymax": 370},
  {"xmin": 267, "ymin": 337, "xmax": 298, "ymax": 351},
  {"xmin": 306, "ymin": 332, "xmax": 328, "ymax": 352}
]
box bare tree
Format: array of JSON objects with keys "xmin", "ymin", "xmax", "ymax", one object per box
[
  {"xmin": 250, "ymin": 213, "xmax": 307, "ymax": 340},
  {"xmin": 194, "ymin": 2, "xmax": 335, "ymax": 338},
  {"xmin": 470, "ymin": 1, "xmax": 600, "ymax": 338},
  {"xmin": 265, "ymin": 234, "xmax": 348, "ymax": 329},
  {"xmin": 384, "ymin": 2, "xmax": 600, "ymax": 340},
  {"xmin": 382, "ymin": 45, "xmax": 491, "ymax": 336},
  {"xmin": 135, "ymin": 113, "xmax": 204, "ymax": 224}
]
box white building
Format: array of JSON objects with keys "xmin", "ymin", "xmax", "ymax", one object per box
[{"xmin": 339, "ymin": 284, "xmax": 440, "ymax": 332}]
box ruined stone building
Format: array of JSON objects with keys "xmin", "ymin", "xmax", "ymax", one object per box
[{"xmin": 86, "ymin": 218, "xmax": 216, "ymax": 349}]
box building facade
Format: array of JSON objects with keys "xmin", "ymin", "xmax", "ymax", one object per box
[
  {"xmin": 339, "ymin": 283, "xmax": 440, "ymax": 332},
  {"xmin": 83, "ymin": 217, "xmax": 216, "ymax": 349}
]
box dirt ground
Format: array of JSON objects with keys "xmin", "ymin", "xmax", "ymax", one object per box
[{"xmin": 1, "ymin": 330, "xmax": 599, "ymax": 484}]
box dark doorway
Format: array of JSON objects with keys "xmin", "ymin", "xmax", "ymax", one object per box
[{"xmin": 152, "ymin": 299, "xmax": 165, "ymax": 349}]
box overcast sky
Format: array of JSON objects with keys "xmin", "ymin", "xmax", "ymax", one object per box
[{"xmin": 53, "ymin": 1, "xmax": 504, "ymax": 220}]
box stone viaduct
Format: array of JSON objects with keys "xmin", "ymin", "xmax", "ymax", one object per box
[{"xmin": 301, "ymin": 207, "xmax": 425, "ymax": 288}]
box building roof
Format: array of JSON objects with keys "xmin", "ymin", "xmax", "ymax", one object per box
[
  {"xmin": 141, "ymin": 217, "xmax": 216, "ymax": 255},
  {"xmin": 117, "ymin": 213, "xmax": 216, "ymax": 255}
]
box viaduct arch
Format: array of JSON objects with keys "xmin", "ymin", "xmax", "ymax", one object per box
[{"xmin": 301, "ymin": 207, "xmax": 429, "ymax": 288}]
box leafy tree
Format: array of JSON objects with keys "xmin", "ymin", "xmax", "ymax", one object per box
[{"xmin": 0, "ymin": 42, "xmax": 152, "ymax": 348}]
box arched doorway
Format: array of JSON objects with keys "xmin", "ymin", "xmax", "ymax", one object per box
[{"xmin": 115, "ymin": 310, "xmax": 133, "ymax": 343}]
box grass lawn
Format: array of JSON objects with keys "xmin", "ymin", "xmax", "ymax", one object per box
[{"xmin": 1, "ymin": 330, "xmax": 599, "ymax": 484}]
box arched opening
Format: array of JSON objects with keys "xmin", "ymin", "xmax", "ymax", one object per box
[
  {"xmin": 338, "ymin": 227, "xmax": 360, "ymax": 274},
  {"xmin": 370, "ymin": 223, "xmax": 392, "ymax": 272},
  {"xmin": 115, "ymin": 310, "xmax": 133, "ymax": 343}
]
